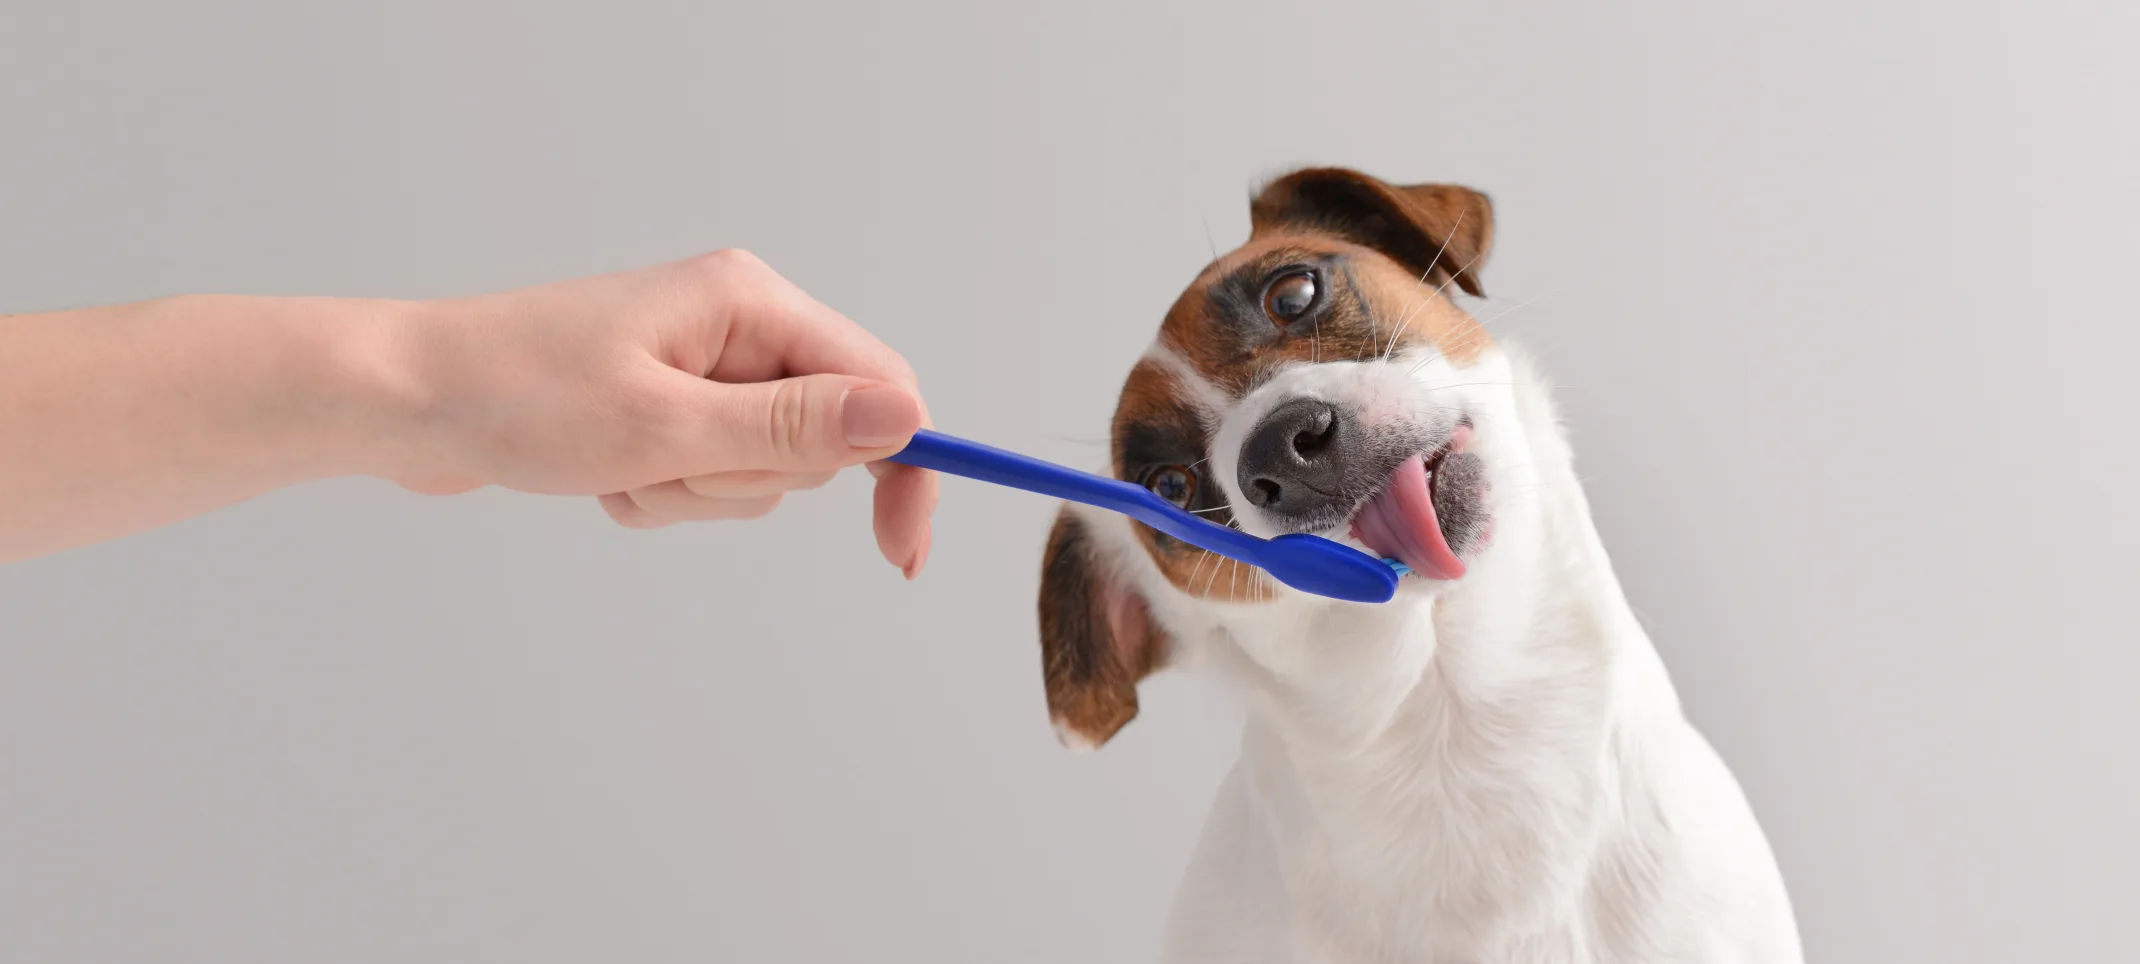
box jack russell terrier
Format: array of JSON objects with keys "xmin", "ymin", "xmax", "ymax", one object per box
[{"xmin": 1034, "ymin": 168, "xmax": 1803, "ymax": 963}]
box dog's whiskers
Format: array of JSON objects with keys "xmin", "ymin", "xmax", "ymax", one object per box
[
  {"xmin": 1410, "ymin": 380, "xmax": 1549, "ymax": 393},
  {"xmin": 1394, "ymin": 286, "xmax": 1551, "ymax": 376},
  {"xmin": 1419, "ymin": 318, "xmax": 1507, "ymax": 365},
  {"xmin": 1201, "ymin": 550, "xmax": 1227, "ymax": 599},
  {"xmin": 1411, "ymin": 248, "xmax": 1488, "ymax": 327},
  {"xmin": 1381, "ymin": 285, "xmax": 1436, "ymax": 362},
  {"xmin": 1380, "ymin": 212, "xmax": 1468, "ymax": 363},
  {"xmin": 1406, "ymin": 325, "xmax": 1514, "ymax": 374},
  {"xmin": 1378, "ymin": 270, "xmax": 1440, "ymax": 363},
  {"xmin": 1184, "ymin": 543, "xmax": 1216, "ymax": 595},
  {"xmin": 1471, "ymin": 289, "xmax": 1553, "ymax": 329}
]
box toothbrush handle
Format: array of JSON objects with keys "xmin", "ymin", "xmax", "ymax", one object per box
[
  {"xmin": 887, "ymin": 430, "xmax": 1268, "ymax": 559},
  {"xmin": 886, "ymin": 429, "xmax": 1155, "ymax": 516}
]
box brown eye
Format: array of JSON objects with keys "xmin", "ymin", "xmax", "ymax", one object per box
[
  {"xmin": 1263, "ymin": 271, "xmax": 1318, "ymax": 324},
  {"xmin": 1145, "ymin": 465, "xmax": 1196, "ymax": 508}
]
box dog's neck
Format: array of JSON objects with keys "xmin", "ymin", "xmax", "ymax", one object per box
[{"xmin": 1199, "ymin": 349, "xmax": 1688, "ymax": 947}]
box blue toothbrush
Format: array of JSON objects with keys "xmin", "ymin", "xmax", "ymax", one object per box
[{"xmin": 886, "ymin": 429, "xmax": 1408, "ymax": 603}]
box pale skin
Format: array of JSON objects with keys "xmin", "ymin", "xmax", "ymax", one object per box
[{"xmin": 0, "ymin": 249, "xmax": 938, "ymax": 572}]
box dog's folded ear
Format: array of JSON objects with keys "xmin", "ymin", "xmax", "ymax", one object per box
[
  {"xmin": 1250, "ymin": 167, "xmax": 1495, "ymax": 297},
  {"xmin": 1037, "ymin": 506, "xmax": 1173, "ymax": 751}
]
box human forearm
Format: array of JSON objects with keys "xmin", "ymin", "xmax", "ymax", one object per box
[
  {"xmin": 0, "ymin": 252, "xmax": 935, "ymax": 573},
  {"xmin": 0, "ymin": 294, "xmax": 415, "ymax": 562}
]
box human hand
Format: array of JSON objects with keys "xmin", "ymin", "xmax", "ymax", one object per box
[{"xmin": 381, "ymin": 250, "xmax": 936, "ymax": 577}]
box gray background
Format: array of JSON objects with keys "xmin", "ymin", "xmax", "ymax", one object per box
[{"xmin": 3, "ymin": 1, "xmax": 2134, "ymax": 961}]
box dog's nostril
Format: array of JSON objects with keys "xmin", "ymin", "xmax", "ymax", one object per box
[
  {"xmin": 1292, "ymin": 411, "xmax": 1337, "ymax": 461},
  {"xmin": 1239, "ymin": 397, "xmax": 1348, "ymax": 515}
]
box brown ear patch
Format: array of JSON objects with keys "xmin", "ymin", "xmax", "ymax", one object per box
[
  {"xmin": 1250, "ymin": 167, "xmax": 1495, "ymax": 297},
  {"xmin": 1038, "ymin": 507, "xmax": 1173, "ymax": 750}
]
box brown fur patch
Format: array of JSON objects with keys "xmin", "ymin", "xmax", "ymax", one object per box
[
  {"xmin": 1109, "ymin": 361, "xmax": 1197, "ymax": 469},
  {"xmin": 1134, "ymin": 526, "xmax": 1278, "ymax": 604},
  {"xmin": 1105, "ymin": 360, "xmax": 1276, "ymax": 603},
  {"xmin": 1341, "ymin": 247, "xmax": 1494, "ymax": 366},
  {"xmin": 1038, "ymin": 508, "xmax": 1174, "ymax": 746}
]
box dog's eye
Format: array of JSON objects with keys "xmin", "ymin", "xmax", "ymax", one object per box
[
  {"xmin": 1145, "ymin": 465, "xmax": 1196, "ymax": 508},
  {"xmin": 1263, "ymin": 271, "xmax": 1318, "ymax": 324}
]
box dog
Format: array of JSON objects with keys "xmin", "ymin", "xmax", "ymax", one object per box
[{"xmin": 1032, "ymin": 168, "xmax": 1803, "ymax": 963}]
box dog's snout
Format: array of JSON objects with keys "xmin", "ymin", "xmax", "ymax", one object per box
[{"xmin": 1239, "ymin": 397, "xmax": 1351, "ymax": 518}]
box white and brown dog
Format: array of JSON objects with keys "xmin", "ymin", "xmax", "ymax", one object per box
[{"xmin": 1035, "ymin": 168, "xmax": 1802, "ymax": 963}]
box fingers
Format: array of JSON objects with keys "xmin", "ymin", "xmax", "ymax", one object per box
[
  {"xmin": 598, "ymin": 491, "xmax": 666, "ymax": 528},
  {"xmin": 599, "ymin": 461, "xmax": 932, "ymax": 581},
  {"xmin": 396, "ymin": 473, "xmax": 486, "ymax": 497},
  {"xmin": 681, "ymin": 469, "xmax": 836, "ymax": 499},
  {"xmin": 600, "ymin": 481, "xmax": 784, "ymax": 529},
  {"xmin": 660, "ymin": 369, "xmax": 923, "ymax": 478},
  {"xmin": 600, "ymin": 469, "xmax": 835, "ymax": 529},
  {"xmin": 871, "ymin": 460, "xmax": 938, "ymax": 578}
]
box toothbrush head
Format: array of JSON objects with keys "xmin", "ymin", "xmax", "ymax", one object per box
[{"xmin": 1252, "ymin": 533, "xmax": 1406, "ymax": 603}]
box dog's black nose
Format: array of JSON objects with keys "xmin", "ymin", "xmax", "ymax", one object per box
[{"xmin": 1238, "ymin": 397, "xmax": 1351, "ymax": 518}]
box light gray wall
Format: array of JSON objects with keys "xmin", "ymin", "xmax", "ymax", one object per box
[{"xmin": 3, "ymin": 2, "xmax": 2134, "ymax": 961}]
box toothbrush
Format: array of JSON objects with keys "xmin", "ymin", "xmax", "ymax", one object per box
[{"xmin": 885, "ymin": 429, "xmax": 1408, "ymax": 604}]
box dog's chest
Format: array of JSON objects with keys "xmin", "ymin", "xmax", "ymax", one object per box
[
  {"xmin": 1177, "ymin": 612, "xmax": 1622, "ymax": 962},
  {"xmin": 1264, "ymin": 715, "xmax": 1606, "ymax": 955}
]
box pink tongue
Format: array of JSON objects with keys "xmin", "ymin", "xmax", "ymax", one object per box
[{"xmin": 1351, "ymin": 455, "xmax": 1467, "ymax": 582}]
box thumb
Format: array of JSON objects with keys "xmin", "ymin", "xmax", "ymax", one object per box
[{"xmin": 680, "ymin": 372, "xmax": 924, "ymax": 476}]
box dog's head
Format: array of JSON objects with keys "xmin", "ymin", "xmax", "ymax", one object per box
[{"xmin": 1038, "ymin": 167, "xmax": 1517, "ymax": 749}]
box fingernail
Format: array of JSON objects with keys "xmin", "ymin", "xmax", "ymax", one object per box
[
  {"xmin": 903, "ymin": 525, "xmax": 932, "ymax": 581},
  {"xmin": 842, "ymin": 386, "xmax": 920, "ymax": 450}
]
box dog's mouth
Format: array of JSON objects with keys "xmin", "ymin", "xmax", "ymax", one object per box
[{"xmin": 1349, "ymin": 422, "xmax": 1491, "ymax": 582}]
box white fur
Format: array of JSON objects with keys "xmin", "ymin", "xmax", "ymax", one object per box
[
  {"xmin": 1141, "ymin": 341, "xmax": 1235, "ymax": 419},
  {"xmin": 1075, "ymin": 342, "xmax": 1802, "ymax": 963}
]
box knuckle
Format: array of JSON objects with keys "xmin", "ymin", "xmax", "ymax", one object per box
[
  {"xmin": 885, "ymin": 354, "xmax": 919, "ymax": 389},
  {"xmin": 624, "ymin": 484, "xmax": 665, "ymax": 514},
  {"xmin": 696, "ymin": 247, "xmax": 766, "ymax": 277},
  {"xmin": 763, "ymin": 380, "xmax": 821, "ymax": 460},
  {"xmin": 682, "ymin": 470, "xmax": 763, "ymax": 498},
  {"xmin": 600, "ymin": 492, "xmax": 662, "ymax": 529}
]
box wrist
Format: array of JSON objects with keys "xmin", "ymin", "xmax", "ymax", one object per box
[{"xmin": 199, "ymin": 293, "xmax": 432, "ymax": 484}]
